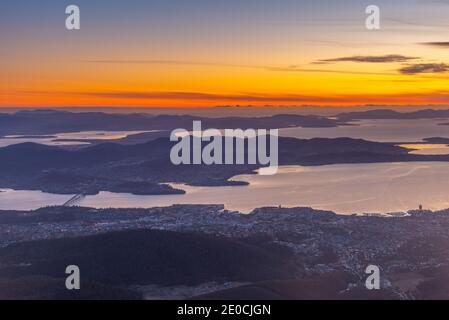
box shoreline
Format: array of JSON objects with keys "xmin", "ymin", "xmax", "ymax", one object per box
[{"xmin": 1, "ymin": 161, "xmax": 446, "ymax": 215}]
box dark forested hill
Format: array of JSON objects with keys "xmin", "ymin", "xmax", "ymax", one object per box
[
  {"xmin": 0, "ymin": 135, "xmax": 445, "ymax": 195},
  {"xmin": 0, "ymin": 229, "xmax": 293, "ymax": 286}
]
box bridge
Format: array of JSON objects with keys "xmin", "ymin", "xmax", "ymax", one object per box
[{"xmin": 62, "ymin": 194, "xmax": 86, "ymax": 206}]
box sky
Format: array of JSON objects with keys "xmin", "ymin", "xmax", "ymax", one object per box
[{"xmin": 1, "ymin": 0, "xmax": 449, "ymax": 108}]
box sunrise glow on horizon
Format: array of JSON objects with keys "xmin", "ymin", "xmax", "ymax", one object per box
[{"xmin": 2, "ymin": 0, "xmax": 449, "ymax": 108}]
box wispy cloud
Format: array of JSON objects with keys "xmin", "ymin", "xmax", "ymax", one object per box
[
  {"xmin": 399, "ymin": 63, "xmax": 449, "ymax": 75},
  {"xmin": 21, "ymin": 90, "xmax": 449, "ymax": 106},
  {"xmin": 78, "ymin": 91, "xmax": 329, "ymax": 103},
  {"xmin": 314, "ymin": 55, "xmax": 449, "ymax": 76},
  {"xmin": 83, "ymin": 60, "xmax": 236, "ymax": 68},
  {"xmin": 267, "ymin": 66, "xmax": 393, "ymax": 76},
  {"xmin": 83, "ymin": 59, "xmax": 392, "ymax": 76},
  {"xmin": 420, "ymin": 42, "xmax": 449, "ymax": 48},
  {"xmin": 315, "ymin": 55, "xmax": 419, "ymax": 64}
]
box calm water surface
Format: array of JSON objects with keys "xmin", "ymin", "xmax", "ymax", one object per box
[
  {"xmin": 0, "ymin": 131, "xmax": 152, "ymax": 147},
  {"xmin": 280, "ymin": 119, "xmax": 449, "ymax": 142},
  {"xmin": 3, "ymin": 162, "xmax": 449, "ymax": 215},
  {"xmin": 3, "ymin": 119, "xmax": 449, "ymax": 214}
]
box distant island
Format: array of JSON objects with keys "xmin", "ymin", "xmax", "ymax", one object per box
[{"xmin": 0, "ymin": 134, "xmax": 439, "ymax": 195}]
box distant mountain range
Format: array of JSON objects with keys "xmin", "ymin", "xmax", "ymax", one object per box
[
  {"xmin": 0, "ymin": 110, "xmax": 340, "ymax": 136},
  {"xmin": 3, "ymin": 109, "xmax": 449, "ymax": 138},
  {"xmin": 337, "ymin": 108, "xmax": 449, "ymax": 121}
]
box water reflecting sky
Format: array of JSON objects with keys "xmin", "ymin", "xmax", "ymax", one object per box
[{"xmin": 3, "ymin": 162, "xmax": 449, "ymax": 215}]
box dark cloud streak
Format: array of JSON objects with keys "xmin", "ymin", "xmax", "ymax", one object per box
[
  {"xmin": 316, "ymin": 55, "xmax": 419, "ymax": 64},
  {"xmin": 420, "ymin": 42, "xmax": 449, "ymax": 48},
  {"xmin": 399, "ymin": 63, "xmax": 449, "ymax": 75},
  {"xmin": 78, "ymin": 91, "xmax": 326, "ymax": 103}
]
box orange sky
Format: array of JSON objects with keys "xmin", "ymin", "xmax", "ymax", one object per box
[{"xmin": 2, "ymin": 1, "xmax": 449, "ymax": 108}]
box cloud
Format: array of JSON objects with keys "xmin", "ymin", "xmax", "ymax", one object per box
[
  {"xmin": 268, "ymin": 66, "xmax": 393, "ymax": 76},
  {"xmin": 84, "ymin": 59, "xmax": 392, "ymax": 76},
  {"xmin": 84, "ymin": 60, "xmax": 234, "ymax": 67},
  {"xmin": 420, "ymin": 42, "xmax": 449, "ymax": 48},
  {"xmin": 399, "ymin": 63, "xmax": 449, "ymax": 75},
  {"xmin": 22, "ymin": 89, "xmax": 449, "ymax": 106},
  {"xmin": 78, "ymin": 91, "xmax": 329, "ymax": 103},
  {"xmin": 316, "ymin": 55, "xmax": 419, "ymax": 64}
]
